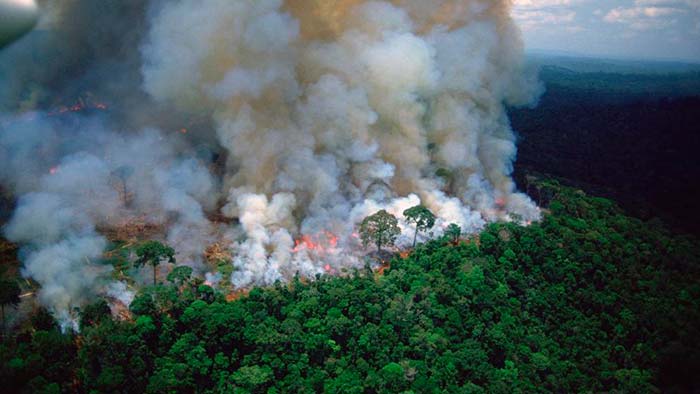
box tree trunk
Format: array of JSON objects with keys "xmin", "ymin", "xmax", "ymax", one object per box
[
  {"xmin": 122, "ymin": 179, "xmax": 130, "ymax": 207},
  {"xmin": 412, "ymin": 227, "xmax": 418, "ymax": 248},
  {"xmin": 153, "ymin": 264, "xmax": 157, "ymax": 286},
  {"xmin": 1, "ymin": 304, "xmax": 5, "ymax": 335},
  {"xmin": 377, "ymin": 240, "xmax": 382, "ymax": 253}
]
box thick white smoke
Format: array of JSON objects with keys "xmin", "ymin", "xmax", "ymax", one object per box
[
  {"xmin": 1, "ymin": 116, "xmax": 218, "ymax": 328},
  {"xmin": 0, "ymin": 0, "xmax": 541, "ymax": 328},
  {"xmin": 141, "ymin": 0, "xmax": 542, "ymax": 284}
]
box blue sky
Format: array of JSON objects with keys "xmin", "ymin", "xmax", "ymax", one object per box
[{"xmin": 513, "ymin": 0, "xmax": 700, "ymax": 62}]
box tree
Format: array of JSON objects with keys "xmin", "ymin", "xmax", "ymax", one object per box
[
  {"xmin": 445, "ymin": 223, "xmax": 462, "ymax": 244},
  {"xmin": 134, "ymin": 241, "xmax": 176, "ymax": 285},
  {"xmin": 380, "ymin": 362, "xmax": 406, "ymax": 391},
  {"xmin": 231, "ymin": 365, "xmax": 273, "ymax": 391},
  {"xmin": 32, "ymin": 307, "xmax": 57, "ymax": 331},
  {"xmin": 111, "ymin": 166, "xmax": 134, "ymax": 206},
  {"xmin": 196, "ymin": 285, "xmax": 215, "ymax": 303},
  {"xmin": 0, "ymin": 277, "xmax": 21, "ymax": 333},
  {"xmin": 79, "ymin": 299, "xmax": 111, "ymax": 329},
  {"xmin": 167, "ymin": 266, "xmax": 193, "ymax": 287},
  {"xmin": 359, "ymin": 210, "xmax": 401, "ymax": 253},
  {"xmin": 130, "ymin": 293, "xmax": 156, "ymax": 316},
  {"xmin": 403, "ymin": 205, "xmax": 436, "ymax": 248}
]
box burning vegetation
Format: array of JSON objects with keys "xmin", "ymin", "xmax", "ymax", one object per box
[{"xmin": 0, "ymin": 0, "xmax": 542, "ymax": 328}]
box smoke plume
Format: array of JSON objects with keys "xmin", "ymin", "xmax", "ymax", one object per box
[{"xmin": 0, "ymin": 0, "xmax": 542, "ymax": 329}]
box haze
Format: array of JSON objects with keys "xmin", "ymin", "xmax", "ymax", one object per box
[{"xmin": 514, "ymin": 0, "xmax": 700, "ymax": 62}]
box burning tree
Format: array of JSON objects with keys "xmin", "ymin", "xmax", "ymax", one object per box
[
  {"xmin": 134, "ymin": 241, "xmax": 176, "ymax": 286},
  {"xmin": 360, "ymin": 210, "xmax": 401, "ymax": 253},
  {"xmin": 403, "ymin": 205, "xmax": 436, "ymax": 248}
]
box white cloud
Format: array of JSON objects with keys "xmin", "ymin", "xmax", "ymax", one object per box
[
  {"xmin": 514, "ymin": 0, "xmax": 575, "ymax": 6},
  {"xmin": 513, "ymin": 0, "xmax": 700, "ymax": 61},
  {"xmin": 634, "ymin": 0, "xmax": 700, "ymax": 10},
  {"xmin": 513, "ymin": 0, "xmax": 582, "ymax": 31},
  {"xmin": 515, "ymin": 10, "xmax": 576, "ymax": 27},
  {"xmin": 604, "ymin": 6, "xmax": 682, "ymax": 30}
]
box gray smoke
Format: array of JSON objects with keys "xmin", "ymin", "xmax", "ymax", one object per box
[{"xmin": 0, "ymin": 0, "xmax": 542, "ymax": 329}]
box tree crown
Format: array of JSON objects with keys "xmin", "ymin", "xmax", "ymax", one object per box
[
  {"xmin": 135, "ymin": 241, "xmax": 176, "ymax": 268},
  {"xmin": 403, "ymin": 205, "xmax": 436, "ymax": 231},
  {"xmin": 359, "ymin": 209, "xmax": 401, "ymax": 250}
]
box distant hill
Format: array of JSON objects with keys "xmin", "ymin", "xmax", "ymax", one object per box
[{"xmin": 526, "ymin": 52, "xmax": 700, "ymax": 75}]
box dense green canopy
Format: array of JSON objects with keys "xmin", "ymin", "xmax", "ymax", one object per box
[{"xmin": 1, "ymin": 179, "xmax": 699, "ymax": 393}]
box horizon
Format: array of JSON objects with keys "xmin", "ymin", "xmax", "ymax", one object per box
[
  {"xmin": 524, "ymin": 48, "xmax": 700, "ymax": 65},
  {"xmin": 514, "ymin": 0, "xmax": 700, "ymax": 63}
]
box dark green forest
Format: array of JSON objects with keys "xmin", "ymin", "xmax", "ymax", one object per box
[
  {"xmin": 2, "ymin": 59, "xmax": 700, "ymax": 393},
  {"xmin": 510, "ymin": 63, "xmax": 700, "ymax": 234},
  {"xmin": 2, "ymin": 178, "xmax": 699, "ymax": 394}
]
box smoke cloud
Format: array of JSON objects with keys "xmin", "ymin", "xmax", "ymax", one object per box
[{"xmin": 0, "ymin": 0, "xmax": 541, "ymax": 328}]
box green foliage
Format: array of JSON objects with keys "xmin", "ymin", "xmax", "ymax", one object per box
[
  {"xmin": 80, "ymin": 299, "xmax": 111, "ymax": 329},
  {"xmin": 196, "ymin": 285, "xmax": 216, "ymax": 303},
  {"xmin": 444, "ymin": 223, "xmax": 462, "ymax": 244},
  {"xmin": 130, "ymin": 293, "xmax": 157, "ymax": 317},
  {"xmin": 31, "ymin": 308, "xmax": 57, "ymax": 331},
  {"xmin": 0, "ymin": 278, "xmax": 21, "ymax": 308},
  {"xmin": 231, "ymin": 365, "xmax": 273, "ymax": 391},
  {"xmin": 510, "ymin": 68, "xmax": 700, "ymax": 234},
  {"xmin": 360, "ymin": 209, "xmax": 401, "ymax": 252},
  {"xmin": 0, "ymin": 277, "xmax": 21, "ymax": 332},
  {"xmin": 167, "ymin": 266, "xmax": 193, "ymax": 287},
  {"xmin": 403, "ymin": 205, "xmax": 436, "ymax": 247},
  {"xmin": 2, "ymin": 180, "xmax": 699, "ymax": 393},
  {"xmin": 104, "ymin": 241, "xmax": 133, "ymax": 279},
  {"xmin": 381, "ymin": 362, "xmax": 405, "ymax": 388},
  {"xmin": 134, "ymin": 241, "xmax": 176, "ymax": 285}
]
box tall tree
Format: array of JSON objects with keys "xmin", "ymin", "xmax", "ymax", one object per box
[
  {"xmin": 360, "ymin": 210, "xmax": 401, "ymax": 253},
  {"xmin": 403, "ymin": 205, "xmax": 436, "ymax": 248},
  {"xmin": 0, "ymin": 277, "xmax": 21, "ymax": 333},
  {"xmin": 444, "ymin": 223, "xmax": 462, "ymax": 244},
  {"xmin": 134, "ymin": 241, "xmax": 176, "ymax": 285},
  {"xmin": 111, "ymin": 166, "xmax": 134, "ymax": 206}
]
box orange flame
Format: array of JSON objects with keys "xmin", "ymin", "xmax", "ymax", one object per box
[
  {"xmin": 226, "ymin": 289, "xmax": 250, "ymax": 302},
  {"xmin": 47, "ymin": 100, "xmax": 108, "ymax": 116},
  {"xmin": 495, "ymin": 197, "xmax": 506, "ymax": 208},
  {"xmin": 49, "ymin": 166, "xmax": 59, "ymax": 175},
  {"xmin": 0, "ymin": 99, "xmax": 109, "ymax": 128},
  {"xmin": 293, "ymin": 231, "xmax": 339, "ymax": 254}
]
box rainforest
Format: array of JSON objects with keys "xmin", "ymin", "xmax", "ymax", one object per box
[
  {"xmin": 2, "ymin": 177, "xmax": 700, "ymax": 393},
  {"xmin": 1, "ymin": 1, "xmax": 700, "ymax": 393}
]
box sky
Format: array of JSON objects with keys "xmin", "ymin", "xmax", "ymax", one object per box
[{"xmin": 513, "ymin": 0, "xmax": 700, "ymax": 62}]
